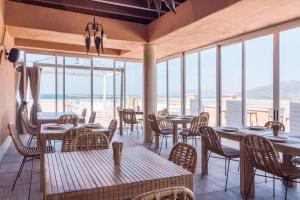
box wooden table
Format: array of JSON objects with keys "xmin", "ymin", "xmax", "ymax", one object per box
[
  {"xmin": 157, "ymin": 116, "xmax": 193, "ymax": 148},
  {"xmin": 39, "ymin": 124, "xmax": 110, "ymax": 197},
  {"xmin": 44, "ymin": 146, "xmax": 193, "ymax": 200},
  {"xmin": 118, "ymin": 109, "xmax": 143, "ymax": 135},
  {"xmin": 201, "ymin": 127, "xmax": 300, "ymax": 197},
  {"xmin": 37, "ymin": 112, "xmax": 85, "ymax": 128}
]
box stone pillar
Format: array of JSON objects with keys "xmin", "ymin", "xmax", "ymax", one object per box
[{"xmin": 143, "ymin": 44, "xmax": 157, "ymax": 143}]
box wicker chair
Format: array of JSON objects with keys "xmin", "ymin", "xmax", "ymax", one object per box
[
  {"xmin": 199, "ymin": 126, "xmax": 240, "ymax": 191},
  {"xmin": 243, "ymin": 135, "xmax": 300, "ymax": 200},
  {"xmin": 168, "ymin": 142, "xmax": 197, "ymax": 173},
  {"xmin": 123, "ymin": 109, "xmax": 141, "ymax": 137},
  {"xmin": 264, "ymin": 121, "xmax": 285, "ymax": 131},
  {"xmin": 81, "ymin": 108, "xmax": 87, "ymax": 118},
  {"xmin": 61, "ymin": 127, "xmax": 89, "ymax": 152},
  {"xmin": 20, "ymin": 110, "xmax": 38, "ymax": 146},
  {"xmin": 148, "ymin": 114, "xmax": 173, "ymax": 155},
  {"xmin": 199, "ymin": 111, "xmax": 210, "ymax": 120},
  {"xmin": 180, "ymin": 115, "xmax": 209, "ymax": 146},
  {"xmin": 75, "ymin": 132, "xmax": 109, "ymax": 151},
  {"xmin": 58, "ymin": 114, "xmax": 78, "ymax": 125},
  {"xmin": 88, "ymin": 111, "xmax": 96, "ymax": 123},
  {"xmin": 8, "ymin": 123, "xmax": 55, "ymax": 192},
  {"xmin": 108, "ymin": 119, "xmax": 118, "ymax": 142},
  {"xmin": 157, "ymin": 109, "xmax": 173, "ymax": 130},
  {"xmin": 133, "ymin": 186, "xmax": 196, "ymax": 200}
]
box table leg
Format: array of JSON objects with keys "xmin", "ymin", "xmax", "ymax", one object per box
[
  {"xmin": 240, "ymin": 142, "xmax": 255, "ymax": 197},
  {"xmin": 119, "ymin": 112, "xmax": 123, "ymax": 136},
  {"xmin": 173, "ymin": 123, "xmax": 178, "ymax": 145},
  {"xmin": 155, "ymin": 134, "xmax": 159, "ymax": 149},
  {"xmin": 283, "ymin": 154, "xmax": 297, "ymax": 187},
  {"xmin": 201, "ymin": 139, "xmax": 208, "ymax": 175},
  {"xmin": 39, "ymin": 134, "xmax": 46, "ymax": 199}
]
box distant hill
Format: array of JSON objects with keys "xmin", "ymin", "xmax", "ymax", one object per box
[{"xmin": 247, "ymin": 80, "xmax": 300, "ymax": 99}]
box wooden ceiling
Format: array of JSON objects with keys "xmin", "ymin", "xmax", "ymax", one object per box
[{"xmin": 9, "ymin": 0, "xmax": 186, "ymax": 24}]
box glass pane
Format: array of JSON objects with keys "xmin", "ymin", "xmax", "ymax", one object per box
[
  {"xmin": 57, "ymin": 56, "xmax": 64, "ymax": 112},
  {"xmin": 93, "ymin": 69, "xmax": 114, "ymax": 126},
  {"xmin": 65, "ymin": 56, "xmax": 91, "ymax": 67},
  {"xmin": 245, "ymin": 35, "xmax": 273, "ymax": 126},
  {"xmin": 157, "ymin": 62, "xmax": 167, "ymax": 112},
  {"xmin": 280, "ymin": 27, "xmax": 300, "ymax": 131},
  {"xmin": 185, "ymin": 52, "xmax": 199, "ymax": 115},
  {"xmin": 168, "ymin": 57, "xmax": 182, "ymax": 115},
  {"xmin": 125, "ymin": 62, "xmax": 143, "ymax": 110},
  {"xmin": 65, "ymin": 59, "xmax": 91, "ymax": 116},
  {"xmin": 93, "ymin": 58, "xmax": 113, "ymax": 68},
  {"xmin": 221, "ymin": 43, "xmax": 242, "ymax": 126},
  {"xmin": 201, "ymin": 48, "xmax": 217, "ymax": 126}
]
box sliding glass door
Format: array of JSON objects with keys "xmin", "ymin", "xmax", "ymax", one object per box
[
  {"xmin": 221, "ymin": 43, "xmax": 242, "ymax": 126},
  {"xmin": 200, "ymin": 48, "xmax": 217, "ymax": 126},
  {"xmin": 245, "ymin": 35, "xmax": 273, "ymax": 126},
  {"xmin": 279, "ymin": 27, "xmax": 300, "ymax": 131}
]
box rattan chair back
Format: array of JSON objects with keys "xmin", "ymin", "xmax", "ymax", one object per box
[
  {"xmin": 243, "ymin": 134, "xmax": 284, "ymax": 177},
  {"xmin": 61, "ymin": 127, "xmax": 87, "ymax": 152},
  {"xmin": 148, "ymin": 114, "xmax": 161, "ymax": 135},
  {"xmin": 75, "ymin": 131, "xmax": 109, "ymax": 151},
  {"xmin": 158, "ymin": 108, "xmax": 169, "ymax": 117},
  {"xmin": 108, "ymin": 119, "xmax": 118, "ymax": 142},
  {"xmin": 264, "ymin": 121, "xmax": 285, "ymax": 131},
  {"xmin": 58, "ymin": 114, "xmax": 78, "ymax": 125},
  {"xmin": 123, "ymin": 109, "xmax": 137, "ymax": 124},
  {"xmin": 189, "ymin": 115, "xmax": 208, "ymax": 136},
  {"xmin": 199, "ymin": 126, "xmax": 224, "ymax": 156},
  {"xmin": 168, "ymin": 142, "xmax": 197, "ymax": 173},
  {"xmin": 8, "ymin": 123, "xmax": 28, "ymax": 156},
  {"xmin": 88, "ymin": 111, "xmax": 96, "ymax": 123},
  {"xmin": 199, "ymin": 112, "xmax": 210, "ymax": 122},
  {"xmin": 133, "ymin": 186, "xmax": 196, "ymax": 200},
  {"xmin": 20, "ymin": 110, "xmax": 36, "ymax": 135}
]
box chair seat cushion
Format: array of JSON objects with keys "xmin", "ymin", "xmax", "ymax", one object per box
[{"xmin": 222, "ymin": 146, "xmax": 240, "ymax": 158}]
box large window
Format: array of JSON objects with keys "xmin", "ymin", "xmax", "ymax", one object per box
[
  {"xmin": 201, "ymin": 48, "xmax": 217, "ymax": 126},
  {"xmin": 168, "ymin": 58, "xmax": 182, "ymax": 115},
  {"xmin": 125, "ymin": 62, "xmax": 143, "ymax": 109},
  {"xmin": 245, "ymin": 35, "xmax": 273, "ymax": 126},
  {"xmin": 280, "ymin": 27, "xmax": 300, "ymax": 131},
  {"xmin": 221, "ymin": 43, "xmax": 243, "ymax": 126},
  {"xmin": 64, "ymin": 57, "xmax": 91, "ymax": 114},
  {"xmin": 22, "ymin": 52, "xmax": 141, "ymax": 123},
  {"xmin": 185, "ymin": 52, "xmax": 199, "ymax": 115},
  {"xmin": 157, "ymin": 62, "xmax": 167, "ymax": 111}
]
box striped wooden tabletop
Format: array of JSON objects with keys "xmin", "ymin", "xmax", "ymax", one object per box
[{"xmin": 44, "ymin": 146, "xmax": 193, "ymax": 200}]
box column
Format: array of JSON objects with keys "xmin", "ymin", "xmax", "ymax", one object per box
[{"xmin": 143, "ymin": 44, "xmax": 157, "ymax": 143}]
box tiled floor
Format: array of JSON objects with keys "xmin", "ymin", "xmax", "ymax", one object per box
[{"xmin": 0, "ymin": 129, "xmax": 299, "ymax": 200}]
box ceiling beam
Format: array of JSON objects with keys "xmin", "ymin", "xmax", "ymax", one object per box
[
  {"xmin": 10, "ymin": 0, "xmax": 157, "ymax": 21},
  {"xmin": 93, "ymin": 0, "xmax": 167, "ymax": 13}
]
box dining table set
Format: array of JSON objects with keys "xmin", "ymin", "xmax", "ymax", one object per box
[{"xmin": 36, "ymin": 112, "xmax": 193, "ymax": 200}]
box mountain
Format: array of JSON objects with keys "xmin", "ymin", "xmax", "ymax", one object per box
[{"xmin": 246, "ymin": 80, "xmax": 300, "ymax": 99}]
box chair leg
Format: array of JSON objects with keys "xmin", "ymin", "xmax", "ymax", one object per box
[
  {"xmin": 28, "ymin": 158, "xmax": 34, "ymax": 200},
  {"xmin": 148, "ymin": 134, "xmax": 155, "ymax": 150},
  {"xmin": 225, "ymin": 158, "xmax": 227, "ymax": 175},
  {"xmin": 225, "ymin": 158, "xmax": 231, "ymax": 191},
  {"xmin": 165, "ymin": 136, "xmax": 168, "ymax": 149},
  {"xmin": 246, "ymin": 169, "xmax": 256, "ymax": 200},
  {"xmin": 273, "ymin": 175, "xmax": 275, "ymax": 198},
  {"xmin": 159, "ymin": 136, "xmax": 164, "ymax": 155},
  {"xmin": 12, "ymin": 157, "xmax": 26, "ymax": 191},
  {"xmin": 201, "ymin": 152, "xmax": 211, "ymax": 178},
  {"xmin": 285, "ymin": 180, "xmax": 289, "ymax": 200},
  {"xmin": 265, "ymin": 171, "xmax": 267, "ymax": 182}
]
